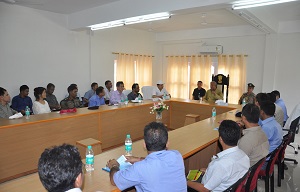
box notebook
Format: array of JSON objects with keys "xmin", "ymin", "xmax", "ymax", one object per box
[{"xmin": 102, "ymin": 155, "xmax": 132, "ymax": 172}]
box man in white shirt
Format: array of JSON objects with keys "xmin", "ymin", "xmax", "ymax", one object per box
[
  {"xmin": 152, "ymin": 80, "xmax": 171, "ymax": 99},
  {"xmin": 104, "ymin": 80, "xmax": 113, "ymax": 103},
  {"xmin": 38, "ymin": 144, "xmax": 83, "ymax": 192},
  {"xmin": 187, "ymin": 120, "xmax": 250, "ymax": 192}
]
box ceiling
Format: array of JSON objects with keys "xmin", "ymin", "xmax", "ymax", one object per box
[{"xmin": 1, "ymin": 0, "xmax": 300, "ymax": 33}]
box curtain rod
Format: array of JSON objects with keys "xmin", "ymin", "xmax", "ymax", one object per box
[
  {"xmin": 165, "ymin": 54, "xmax": 248, "ymax": 58},
  {"xmin": 112, "ymin": 52, "xmax": 154, "ymax": 57}
]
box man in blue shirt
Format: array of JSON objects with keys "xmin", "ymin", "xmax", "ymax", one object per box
[
  {"xmin": 272, "ymin": 90, "xmax": 289, "ymax": 125},
  {"xmin": 107, "ymin": 122, "xmax": 187, "ymax": 192},
  {"xmin": 11, "ymin": 85, "xmax": 33, "ymax": 114},
  {"xmin": 88, "ymin": 86, "xmax": 105, "ymax": 107},
  {"xmin": 259, "ymin": 101, "xmax": 283, "ymax": 153},
  {"xmin": 83, "ymin": 82, "xmax": 98, "ymax": 106}
]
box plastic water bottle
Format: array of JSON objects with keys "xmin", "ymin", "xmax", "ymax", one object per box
[
  {"xmin": 85, "ymin": 145, "xmax": 94, "ymax": 172},
  {"xmin": 138, "ymin": 95, "xmax": 142, "ymax": 103},
  {"xmin": 212, "ymin": 107, "xmax": 217, "ymax": 120},
  {"xmin": 163, "ymin": 93, "xmax": 166, "ymax": 100},
  {"xmin": 242, "ymin": 98, "xmax": 247, "ymax": 107},
  {"xmin": 125, "ymin": 134, "xmax": 132, "ymax": 156},
  {"xmin": 25, "ymin": 106, "xmax": 30, "ymax": 119}
]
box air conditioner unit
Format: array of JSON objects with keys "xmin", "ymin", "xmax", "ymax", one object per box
[{"xmin": 200, "ymin": 45, "xmax": 223, "ymax": 54}]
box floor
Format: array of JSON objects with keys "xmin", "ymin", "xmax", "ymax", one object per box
[{"xmin": 257, "ymin": 132, "xmax": 300, "ymax": 192}]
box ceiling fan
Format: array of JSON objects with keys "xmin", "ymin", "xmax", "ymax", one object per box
[{"xmin": 200, "ymin": 13, "xmax": 222, "ymax": 25}]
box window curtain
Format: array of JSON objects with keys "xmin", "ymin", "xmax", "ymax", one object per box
[
  {"xmin": 116, "ymin": 54, "xmax": 135, "ymax": 90},
  {"xmin": 166, "ymin": 56, "xmax": 189, "ymax": 98},
  {"xmin": 190, "ymin": 55, "xmax": 212, "ymax": 99},
  {"xmin": 218, "ymin": 55, "xmax": 246, "ymax": 104},
  {"xmin": 136, "ymin": 55, "xmax": 152, "ymax": 87}
]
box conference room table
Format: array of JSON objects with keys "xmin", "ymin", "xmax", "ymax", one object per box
[{"xmin": 0, "ymin": 99, "xmax": 241, "ymax": 191}]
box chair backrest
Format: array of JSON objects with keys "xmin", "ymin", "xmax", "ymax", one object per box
[
  {"xmin": 280, "ymin": 134, "xmax": 291, "ymax": 162},
  {"xmin": 141, "ymin": 86, "xmax": 155, "ymax": 100},
  {"xmin": 212, "ymin": 74, "xmax": 229, "ymax": 103},
  {"xmin": 224, "ymin": 170, "xmax": 249, "ymax": 192},
  {"xmin": 266, "ymin": 141, "xmax": 283, "ymax": 175},
  {"xmin": 289, "ymin": 116, "xmax": 300, "ymax": 143},
  {"xmin": 245, "ymin": 157, "xmax": 266, "ymax": 192},
  {"xmin": 122, "ymin": 89, "xmax": 132, "ymax": 97}
]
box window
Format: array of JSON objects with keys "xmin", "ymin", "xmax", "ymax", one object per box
[
  {"xmin": 114, "ymin": 54, "xmax": 152, "ymax": 90},
  {"xmin": 166, "ymin": 54, "xmax": 246, "ymax": 104}
]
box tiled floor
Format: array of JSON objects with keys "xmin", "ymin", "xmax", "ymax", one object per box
[{"xmin": 257, "ymin": 132, "xmax": 300, "ymax": 192}]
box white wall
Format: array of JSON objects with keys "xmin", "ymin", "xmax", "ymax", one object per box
[
  {"xmin": 0, "ymin": 3, "xmax": 156, "ymax": 102},
  {"xmin": 0, "ymin": 3, "xmax": 90, "ymax": 101},
  {"xmin": 273, "ymin": 33, "xmax": 300, "ymax": 113}
]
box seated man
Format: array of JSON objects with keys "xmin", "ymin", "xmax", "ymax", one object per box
[
  {"xmin": 83, "ymin": 82, "xmax": 98, "ymax": 105},
  {"xmin": 272, "ymin": 90, "xmax": 288, "ymax": 125},
  {"xmin": 127, "ymin": 83, "xmax": 143, "ymax": 100},
  {"xmin": 268, "ymin": 92, "xmax": 284, "ymax": 127},
  {"xmin": 152, "ymin": 80, "xmax": 171, "ymax": 99},
  {"xmin": 238, "ymin": 83, "xmax": 256, "ymax": 104},
  {"xmin": 60, "ymin": 84, "xmax": 83, "ymax": 109},
  {"xmin": 45, "ymin": 83, "xmax": 61, "ymax": 111},
  {"xmin": 107, "ymin": 122, "xmax": 187, "ymax": 192},
  {"xmin": 187, "ymin": 120, "xmax": 250, "ymax": 192},
  {"xmin": 110, "ymin": 81, "xmax": 127, "ymax": 104},
  {"xmin": 238, "ymin": 104, "xmax": 269, "ymax": 166},
  {"xmin": 259, "ymin": 101, "xmax": 283, "ymax": 153},
  {"xmin": 203, "ymin": 81, "xmax": 223, "ymax": 103},
  {"xmin": 0, "ymin": 87, "xmax": 17, "ymax": 119},
  {"xmin": 38, "ymin": 144, "xmax": 84, "ymax": 192},
  {"xmin": 104, "ymin": 80, "xmax": 113, "ymax": 103},
  {"xmin": 192, "ymin": 81, "xmax": 206, "ymax": 100},
  {"xmin": 11, "ymin": 84, "xmax": 33, "ymax": 114},
  {"xmin": 88, "ymin": 86, "xmax": 105, "ymax": 107},
  {"xmin": 65, "ymin": 84, "xmax": 82, "ymax": 102}
]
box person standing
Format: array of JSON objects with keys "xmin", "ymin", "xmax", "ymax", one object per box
[{"xmin": 192, "ymin": 81, "xmax": 206, "ymax": 100}]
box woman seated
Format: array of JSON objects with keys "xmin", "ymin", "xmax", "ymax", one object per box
[{"xmin": 33, "ymin": 87, "xmax": 51, "ymax": 114}]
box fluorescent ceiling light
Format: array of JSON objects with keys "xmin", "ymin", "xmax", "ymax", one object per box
[
  {"xmin": 89, "ymin": 12, "xmax": 170, "ymax": 30},
  {"xmin": 232, "ymin": 0, "xmax": 298, "ymax": 9}
]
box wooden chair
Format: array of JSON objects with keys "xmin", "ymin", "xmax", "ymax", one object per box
[{"xmin": 212, "ymin": 74, "xmax": 229, "ymax": 103}]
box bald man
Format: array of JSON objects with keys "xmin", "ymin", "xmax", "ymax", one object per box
[{"xmin": 203, "ymin": 81, "xmax": 223, "ymax": 103}]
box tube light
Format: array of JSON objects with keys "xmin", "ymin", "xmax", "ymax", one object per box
[
  {"xmin": 89, "ymin": 12, "xmax": 170, "ymax": 30},
  {"xmin": 232, "ymin": 0, "xmax": 298, "ymax": 9}
]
